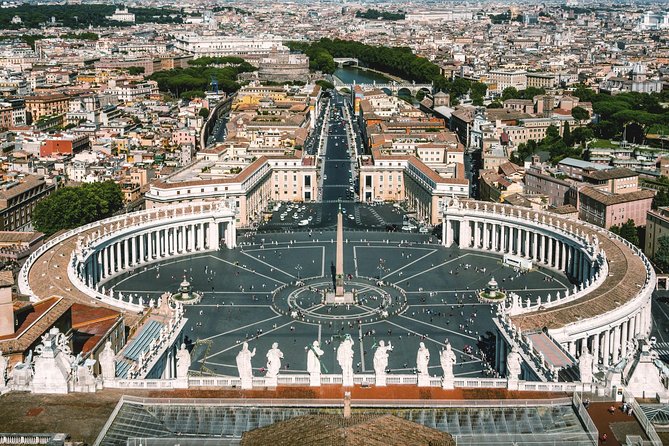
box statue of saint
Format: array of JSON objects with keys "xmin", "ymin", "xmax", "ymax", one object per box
[
  {"xmin": 176, "ymin": 343, "xmax": 191, "ymax": 379},
  {"xmin": 579, "ymin": 346, "xmax": 594, "ymax": 384},
  {"xmin": 416, "ymin": 342, "xmax": 430, "ymax": 376},
  {"xmin": 236, "ymin": 342, "xmax": 256, "ymax": 381},
  {"xmin": 265, "ymin": 342, "xmax": 283, "ymax": 378},
  {"xmin": 440, "ymin": 342, "xmax": 457, "ymax": 380},
  {"xmin": 373, "ymin": 340, "xmax": 393, "ymax": 376},
  {"xmin": 506, "ymin": 346, "xmax": 522, "ymax": 381},
  {"xmin": 99, "ymin": 341, "xmax": 116, "ymax": 380},
  {"xmin": 337, "ymin": 335, "xmax": 355, "ymax": 383},
  {"xmin": 307, "ymin": 340, "xmax": 324, "ymax": 375}
]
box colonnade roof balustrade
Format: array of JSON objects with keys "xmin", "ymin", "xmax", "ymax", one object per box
[{"xmin": 450, "ymin": 200, "xmax": 653, "ymax": 332}]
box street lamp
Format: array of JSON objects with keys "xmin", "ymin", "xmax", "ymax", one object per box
[
  {"xmin": 295, "ymin": 264, "xmax": 303, "ymax": 281},
  {"xmin": 377, "ymin": 258, "xmax": 386, "ymax": 280}
]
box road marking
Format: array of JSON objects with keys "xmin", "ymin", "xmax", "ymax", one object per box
[
  {"xmin": 391, "ymin": 254, "xmax": 467, "ymax": 285},
  {"xmin": 358, "ymin": 325, "xmax": 366, "ymax": 372}
]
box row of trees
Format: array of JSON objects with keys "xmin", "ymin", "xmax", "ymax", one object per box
[
  {"xmin": 355, "ymin": 9, "xmax": 405, "ymax": 20},
  {"xmin": 149, "ymin": 60, "xmax": 256, "ymax": 98},
  {"xmin": 0, "ymin": 4, "xmax": 181, "ymax": 29},
  {"xmin": 33, "ymin": 182, "xmax": 124, "ymax": 236},
  {"xmin": 511, "ymin": 123, "xmax": 588, "ymax": 164},
  {"xmin": 287, "ymin": 39, "xmax": 487, "ymax": 104}
]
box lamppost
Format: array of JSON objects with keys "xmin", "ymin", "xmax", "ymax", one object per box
[
  {"xmin": 377, "ymin": 258, "xmax": 386, "ymax": 280},
  {"xmin": 295, "ymin": 264, "xmax": 303, "ymax": 281}
]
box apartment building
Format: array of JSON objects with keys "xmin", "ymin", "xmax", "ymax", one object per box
[{"xmin": 0, "ymin": 174, "xmax": 55, "ymax": 231}]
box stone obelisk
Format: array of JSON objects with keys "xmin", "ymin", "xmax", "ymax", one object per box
[{"xmin": 335, "ymin": 203, "xmax": 345, "ymax": 296}]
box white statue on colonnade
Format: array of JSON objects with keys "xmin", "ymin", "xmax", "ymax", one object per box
[
  {"xmin": 236, "ymin": 342, "xmax": 255, "ymax": 389},
  {"xmin": 337, "ymin": 334, "xmax": 355, "ymax": 387}
]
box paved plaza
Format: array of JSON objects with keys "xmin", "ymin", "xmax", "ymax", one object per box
[{"xmin": 107, "ymin": 230, "xmax": 571, "ymax": 379}]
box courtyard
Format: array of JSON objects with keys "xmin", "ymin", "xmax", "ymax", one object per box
[{"xmin": 107, "ymin": 230, "xmax": 571, "ymax": 379}]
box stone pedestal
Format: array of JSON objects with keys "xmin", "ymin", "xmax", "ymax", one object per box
[
  {"xmin": 240, "ymin": 376, "xmax": 253, "ymax": 390},
  {"xmin": 442, "ymin": 376, "xmax": 454, "ymax": 390},
  {"xmin": 325, "ymin": 290, "xmax": 355, "ymax": 305},
  {"xmin": 417, "ymin": 374, "xmax": 431, "ymax": 387},
  {"xmin": 174, "ymin": 377, "xmax": 189, "ymax": 389},
  {"xmin": 309, "ymin": 372, "xmax": 321, "ymax": 387},
  {"xmin": 342, "ymin": 372, "xmax": 353, "ymax": 387},
  {"xmin": 506, "ymin": 378, "xmax": 519, "ymax": 391},
  {"xmin": 266, "ymin": 375, "xmax": 278, "ymax": 388},
  {"xmin": 375, "ymin": 374, "xmax": 386, "ymax": 387}
]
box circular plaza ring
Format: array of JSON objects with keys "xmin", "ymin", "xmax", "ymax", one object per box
[{"xmin": 271, "ymin": 277, "xmax": 408, "ymax": 325}]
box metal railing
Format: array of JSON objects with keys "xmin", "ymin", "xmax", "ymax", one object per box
[{"xmin": 622, "ymin": 390, "xmax": 663, "ymax": 446}]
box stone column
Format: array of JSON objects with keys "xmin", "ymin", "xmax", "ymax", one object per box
[
  {"xmin": 139, "ymin": 233, "xmax": 145, "ymax": 263},
  {"xmin": 483, "ymin": 222, "xmax": 489, "ymax": 249},
  {"xmin": 621, "ymin": 320, "xmax": 629, "ymax": 358},
  {"xmin": 547, "ymin": 237, "xmax": 553, "ymax": 266},
  {"xmin": 592, "ymin": 332, "xmax": 600, "ymax": 364},
  {"xmin": 515, "ymin": 227, "xmax": 521, "ymax": 256},
  {"xmin": 180, "ymin": 226, "xmax": 186, "ymax": 253},
  {"xmin": 189, "ymin": 224, "xmax": 196, "ymax": 251},
  {"xmin": 602, "ymin": 329, "xmax": 610, "ymax": 366},
  {"xmin": 612, "ymin": 324, "xmax": 621, "ymax": 363},
  {"xmin": 533, "ymin": 231, "xmax": 539, "ymax": 261},
  {"xmin": 474, "ymin": 221, "xmax": 481, "ymax": 248}
]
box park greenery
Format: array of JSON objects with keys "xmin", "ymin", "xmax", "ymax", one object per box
[
  {"xmin": 287, "ymin": 39, "xmax": 487, "ymax": 104},
  {"xmin": 149, "ymin": 59, "xmax": 255, "ymax": 98},
  {"xmin": 511, "ymin": 123, "xmax": 588, "ymax": 164},
  {"xmin": 355, "ymin": 8, "xmax": 405, "ymax": 21},
  {"xmin": 33, "ymin": 181, "xmax": 124, "ymax": 236},
  {"xmin": 0, "ymin": 4, "xmax": 181, "ymax": 29},
  {"xmin": 572, "ymin": 84, "xmax": 669, "ymax": 143}
]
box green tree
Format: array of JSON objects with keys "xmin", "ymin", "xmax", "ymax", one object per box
[
  {"xmin": 653, "ymin": 235, "xmax": 669, "ymax": 272},
  {"xmin": 501, "ymin": 87, "xmax": 519, "ymax": 101},
  {"xmin": 653, "ymin": 187, "xmax": 669, "ymax": 209},
  {"xmin": 127, "ymin": 66, "xmax": 145, "ymax": 75},
  {"xmin": 571, "ymin": 126, "xmax": 594, "ymax": 146},
  {"xmin": 198, "ymin": 107, "xmax": 210, "ymax": 118},
  {"xmin": 612, "ymin": 219, "xmax": 640, "ymax": 246},
  {"xmin": 33, "ymin": 181, "xmax": 124, "ymax": 236},
  {"xmin": 487, "ymin": 101, "xmax": 502, "ymax": 109},
  {"xmin": 571, "ymin": 106, "xmax": 590, "ymax": 122},
  {"xmin": 562, "ymin": 121, "xmax": 572, "ymax": 146}
]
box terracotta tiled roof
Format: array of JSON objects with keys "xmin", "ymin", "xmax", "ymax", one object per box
[{"xmin": 579, "ymin": 187, "xmax": 655, "ymax": 206}]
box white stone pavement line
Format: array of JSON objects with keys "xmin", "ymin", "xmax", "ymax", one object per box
[
  {"xmin": 358, "ymin": 325, "xmax": 366, "ymax": 372},
  {"xmin": 391, "ymin": 254, "xmax": 468, "ymax": 286},
  {"xmin": 111, "ymin": 255, "xmax": 201, "ymax": 287},
  {"xmin": 404, "ymin": 287, "xmax": 567, "ymax": 295},
  {"xmin": 360, "ymin": 319, "xmax": 474, "ymax": 358},
  {"xmin": 396, "ymin": 314, "xmax": 479, "ymax": 342},
  {"xmin": 652, "ymin": 316, "xmax": 666, "ymax": 343},
  {"xmin": 381, "ymin": 249, "xmax": 437, "ymax": 280},
  {"xmin": 201, "ymin": 315, "xmax": 283, "ymax": 342},
  {"xmin": 240, "ymin": 250, "xmax": 296, "ymax": 279},
  {"xmin": 206, "ymin": 255, "xmax": 287, "ymax": 286},
  {"xmin": 205, "ymin": 320, "xmax": 295, "ymax": 360},
  {"xmin": 192, "ymin": 304, "xmax": 272, "ymax": 307}
]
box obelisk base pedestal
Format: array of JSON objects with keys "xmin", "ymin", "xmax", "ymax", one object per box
[{"xmin": 325, "ymin": 290, "xmax": 355, "ymax": 304}]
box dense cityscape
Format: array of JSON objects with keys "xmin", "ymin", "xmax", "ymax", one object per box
[{"xmin": 0, "ymin": 1, "xmax": 667, "ymax": 445}]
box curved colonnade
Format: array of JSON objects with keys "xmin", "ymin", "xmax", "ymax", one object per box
[
  {"xmin": 19, "ymin": 202, "xmax": 237, "ymax": 314},
  {"xmin": 442, "ymin": 199, "xmax": 655, "ymax": 369}
]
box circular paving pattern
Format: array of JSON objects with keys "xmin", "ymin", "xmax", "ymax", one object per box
[
  {"xmin": 106, "ymin": 231, "xmax": 572, "ymax": 379},
  {"xmin": 271, "ymin": 277, "xmax": 408, "ymax": 325}
]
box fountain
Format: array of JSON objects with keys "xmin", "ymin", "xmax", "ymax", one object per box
[
  {"xmin": 171, "ymin": 277, "xmax": 202, "ymax": 304},
  {"xmin": 478, "ymin": 277, "xmax": 506, "ymax": 302}
]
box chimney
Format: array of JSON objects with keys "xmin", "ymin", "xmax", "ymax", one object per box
[
  {"xmin": 343, "ymin": 391, "xmax": 351, "ymax": 419},
  {"xmin": 0, "ymin": 271, "xmax": 14, "ymax": 337}
]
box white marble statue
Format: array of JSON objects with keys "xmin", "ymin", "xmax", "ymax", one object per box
[
  {"xmin": 579, "ymin": 346, "xmax": 594, "ymax": 384},
  {"xmin": 506, "ymin": 346, "xmax": 522, "ymax": 381},
  {"xmin": 416, "ymin": 342, "xmax": 430, "ymax": 376},
  {"xmin": 307, "ymin": 340, "xmax": 324, "ymax": 375},
  {"xmin": 337, "ymin": 334, "xmax": 355, "ymax": 386},
  {"xmin": 176, "ymin": 343, "xmax": 191, "ymax": 379},
  {"xmin": 236, "ymin": 342, "xmax": 256, "ymax": 384},
  {"xmin": 373, "ymin": 340, "xmax": 393, "ymax": 376},
  {"xmin": 99, "ymin": 341, "xmax": 116, "ymax": 381},
  {"xmin": 440, "ymin": 342, "xmax": 457, "ymax": 382},
  {"xmin": 265, "ymin": 342, "xmax": 283, "ymax": 378}
]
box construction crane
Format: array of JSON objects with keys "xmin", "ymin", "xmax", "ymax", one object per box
[{"xmin": 192, "ymin": 338, "xmax": 215, "ymax": 376}]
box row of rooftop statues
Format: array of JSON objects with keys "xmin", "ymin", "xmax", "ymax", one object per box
[{"xmin": 232, "ymin": 336, "xmax": 488, "ymax": 389}]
